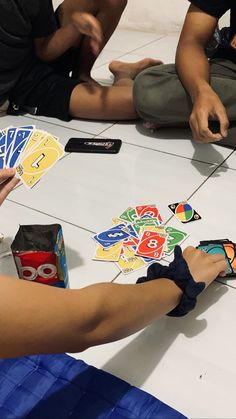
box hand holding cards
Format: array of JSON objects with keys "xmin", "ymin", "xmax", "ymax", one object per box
[
  {"xmin": 0, "ymin": 125, "xmax": 65, "ymax": 188},
  {"xmin": 197, "ymin": 239, "xmax": 236, "ymax": 278}
]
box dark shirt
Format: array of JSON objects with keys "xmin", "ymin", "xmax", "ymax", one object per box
[
  {"xmin": 0, "ymin": 0, "xmax": 57, "ymax": 102},
  {"xmin": 189, "ymin": 0, "xmax": 236, "ymax": 62}
]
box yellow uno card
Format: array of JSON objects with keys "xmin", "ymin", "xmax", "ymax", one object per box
[
  {"xmin": 93, "ymin": 242, "xmax": 123, "ymax": 262},
  {"xmin": 111, "ymin": 217, "xmax": 123, "ymax": 225},
  {"xmin": 20, "ymin": 130, "xmax": 48, "ymax": 161},
  {"xmin": 116, "ymin": 247, "xmax": 146, "ymax": 275},
  {"xmin": 140, "ymin": 225, "xmax": 166, "ymax": 236},
  {"xmin": 16, "ymin": 134, "xmax": 64, "ymax": 188}
]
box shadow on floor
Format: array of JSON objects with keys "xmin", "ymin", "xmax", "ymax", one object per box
[{"xmin": 101, "ymin": 282, "xmax": 228, "ymax": 388}]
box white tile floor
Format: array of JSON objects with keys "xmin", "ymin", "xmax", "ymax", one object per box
[{"xmin": 1, "ymin": 30, "xmax": 236, "ymax": 418}]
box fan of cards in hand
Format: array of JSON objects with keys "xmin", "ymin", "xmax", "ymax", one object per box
[
  {"xmin": 92, "ymin": 205, "xmax": 189, "ymax": 275},
  {"xmin": 0, "ymin": 125, "xmax": 65, "ymax": 188}
]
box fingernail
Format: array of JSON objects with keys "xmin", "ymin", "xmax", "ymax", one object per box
[{"xmin": 223, "ymin": 131, "xmax": 228, "ymax": 137}]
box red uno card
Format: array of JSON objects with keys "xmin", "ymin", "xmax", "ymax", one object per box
[
  {"xmin": 136, "ymin": 231, "xmax": 167, "ymax": 260},
  {"xmin": 135, "ymin": 205, "xmax": 163, "ymax": 223}
]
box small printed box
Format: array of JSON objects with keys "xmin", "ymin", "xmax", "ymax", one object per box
[{"xmin": 11, "ymin": 224, "xmax": 69, "ymax": 288}]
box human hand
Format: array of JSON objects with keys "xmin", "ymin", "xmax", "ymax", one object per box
[
  {"xmin": 71, "ymin": 12, "xmax": 103, "ymax": 56},
  {"xmin": 0, "ymin": 168, "xmax": 19, "ymax": 205},
  {"xmin": 183, "ymin": 246, "xmax": 228, "ymax": 287},
  {"xmin": 190, "ymin": 88, "xmax": 229, "ymax": 143}
]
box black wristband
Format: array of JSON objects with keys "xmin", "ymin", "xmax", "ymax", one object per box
[{"xmin": 137, "ymin": 246, "xmax": 205, "ymax": 317}]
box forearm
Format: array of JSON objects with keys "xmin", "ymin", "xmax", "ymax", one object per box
[
  {"xmin": 176, "ymin": 40, "xmax": 212, "ymax": 101},
  {"xmin": 35, "ymin": 24, "xmax": 79, "ymax": 61},
  {"xmin": 71, "ymin": 280, "xmax": 182, "ymax": 348},
  {"xmin": 0, "ymin": 276, "xmax": 182, "ymax": 358}
]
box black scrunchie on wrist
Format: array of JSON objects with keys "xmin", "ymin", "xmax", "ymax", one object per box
[{"xmin": 137, "ymin": 246, "xmax": 205, "ymax": 317}]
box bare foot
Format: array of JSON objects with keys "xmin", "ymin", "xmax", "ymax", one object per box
[{"xmin": 109, "ymin": 58, "xmax": 163, "ymax": 81}]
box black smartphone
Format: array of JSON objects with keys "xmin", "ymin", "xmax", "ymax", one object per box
[{"xmin": 65, "ymin": 138, "xmax": 122, "ymax": 154}]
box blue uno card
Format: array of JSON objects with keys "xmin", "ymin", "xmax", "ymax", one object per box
[
  {"xmin": 4, "ymin": 127, "xmax": 16, "ymax": 166},
  {"xmin": 122, "ymin": 223, "xmax": 139, "ymax": 239},
  {"xmin": 5, "ymin": 125, "xmax": 34, "ymax": 167},
  {"xmin": 7, "ymin": 127, "xmax": 33, "ymax": 168},
  {"xmin": 94, "ymin": 224, "xmax": 130, "ymax": 248},
  {"xmin": 0, "ymin": 131, "xmax": 6, "ymax": 169}
]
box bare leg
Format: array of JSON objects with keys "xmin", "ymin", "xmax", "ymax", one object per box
[
  {"xmin": 58, "ymin": 0, "xmax": 128, "ymax": 82},
  {"xmin": 69, "ymin": 59, "xmax": 162, "ymax": 120}
]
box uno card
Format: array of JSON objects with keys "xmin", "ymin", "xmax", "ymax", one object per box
[
  {"xmin": 93, "ymin": 224, "xmax": 130, "ymax": 249},
  {"xmin": 4, "ymin": 126, "xmax": 33, "ymax": 167},
  {"xmin": 223, "ymin": 242, "xmax": 236, "ymax": 275},
  {"xmin": 16, "ymin": 134, "xmax": 64, "ymax": 188},
  {"xmin": 119, "ymin": 207, "xmax": 139, "ymax": 223},
  {"xmin": 0, "ymin": 131, "xmax": 6, "ymax": 169},
  {"xmin": 140, "ymin": 225, "xmax": 166, "ymax": 236},
  {"xmin": 93, "ymin": 241, "xmax": 123, "ymax": 262},
  {"xmin": 136, "ymin": 231, "xmax": 167, "ymax": 260},
  {"xmin": 112, "ymin": 217, "xmax": 123, "ymax": 225},
  {"xmin": 132, "ymin": 219, "xmax": 159, "ymax": 236},
  {"xmin": 168, "ymin": 201, "xmax": 201, "ymax": 224},
  {"xmin": 4, "ymin": 127, "xmax": 16, "ymax": 166},
  {"xmin": 197, "ymin": 244, "xmax": 233, "ymax": 276},
  {"xmin": 122, "ymin": 223, "xmax": 139, "ymax": 239},
  {"xmin": 164, "ymin": 226, "xmax": 189, "ymax": 255},
  {"xmin": 116, "ymin": 247, "xmax": 146, "ymax": 275},
  {"xmin": 136, "ymin": 204, "xmax": 163, "ymax": 223},
  {"xmin": 19, "ymin": 129, "xmax": 48, "ymax": 161},
  {"xmin": 122, "ymin": 235, "xmax": 140, "ymax": 247},
  {"xmin": 6, "ymin": 127, "xmax": 34, "ymax": 168}
]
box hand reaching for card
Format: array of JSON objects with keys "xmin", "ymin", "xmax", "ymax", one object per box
[
  {"xmin": 71, "ymin": 12, "xmax": 103, "ymax": 56},
  {"xmin": 183, "ymin": 246, "xmax": 228, "ymax": 287},
  {"xmin": 0, "ymin": 168, "xmax": 19, "ymax": 205}
]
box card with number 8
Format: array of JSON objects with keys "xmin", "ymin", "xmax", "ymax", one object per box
[{"xmin": 136, "ymin": 231, "xmax": 167, "ymax": 260}]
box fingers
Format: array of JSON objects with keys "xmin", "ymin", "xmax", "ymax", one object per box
[
  {"xmin": 189, "ymin": 94, "xmax": 229, "ymax": 144},
  {"xmin": 84, "ymin": 15, "xmax": 103, "ymax": 56},
  {"xmin": 217, "ymin": 109, "xmax": 229, "ymax": 138},
  {"xmin": 0, "ymin": 168, "xmax": 16, "ymax": 183},
  {"xmin": 0, "ymin": 176, "xmax": 19, "ymax": 205},
  {"xmin": 214, "ymin": 259, "xmax": 228, "ymax": 277},
  {"xmin": 190, "ymin": 112, "xmax": 222, "ymax": 143}
]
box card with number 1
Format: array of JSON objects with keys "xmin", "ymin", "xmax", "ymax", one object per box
[{"xmin": 16, "ymin": 134, "xmax": 64, "ymax": 188}]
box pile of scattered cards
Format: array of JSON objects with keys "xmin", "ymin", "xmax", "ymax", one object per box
[
  {"xmin": 92, "ymin": 205, "xmax": 189, "ymax": 275},
  {"xmin": 197, "ymin": 239, "xmax": 236, "ymax": 278},
  {"xmin": 0, "ymin": 125, "xmax": 64, "ymax": 188}
]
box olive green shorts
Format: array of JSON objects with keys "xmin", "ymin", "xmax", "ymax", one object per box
[{"xmin": 134, "ymin": 59, "xmax": 236, "ymax": 148}]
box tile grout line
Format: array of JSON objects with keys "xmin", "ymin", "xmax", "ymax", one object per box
[
  {"xmin": 6, "ymin": 198, "xmax": 97, "ymax": 235},
  {"xmin": 20, "ymin": 115, "xmax": 105, "ymax": 137},
  {"xmin": 15, "ymin": 115, "xmax": 236, "ymax": 168},
  {"xmin": 187, "ymin": 149, "xmax": 236, "ymax": 201},
  {"xmin": 97, "ymin": 134, "xmax": 236, "ymax": 169}
]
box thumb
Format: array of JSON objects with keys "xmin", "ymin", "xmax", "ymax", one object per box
[{"xmin": 214, "ymin": 259, "xmax": 228, "ymax": 277}]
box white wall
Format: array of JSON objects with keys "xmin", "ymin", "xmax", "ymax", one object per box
[{"xmin": 52, "ymin": 0, "xmax": 230, "ymax": 33}]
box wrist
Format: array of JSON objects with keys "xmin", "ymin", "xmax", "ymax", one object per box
[
  {"xmin": 137, "ymin": 246, "xmax": 205, "ymax": 317},
  {"xmin": 191, "ymin": 81, "xmax": 212, "ymax": 102}
]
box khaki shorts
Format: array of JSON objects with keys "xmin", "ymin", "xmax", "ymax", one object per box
[{"xmin": 134, "ymin": 59, "xmax": 236, "ymax": 148}]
